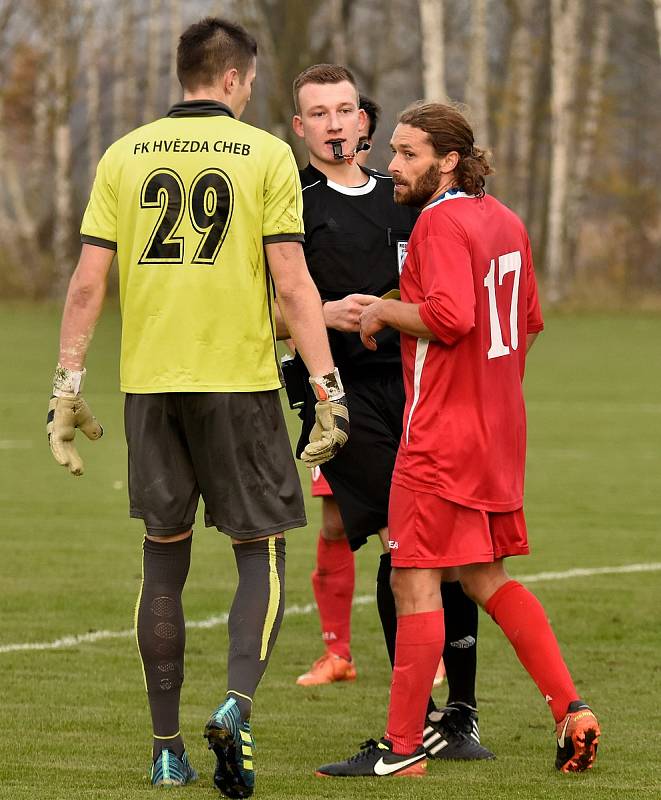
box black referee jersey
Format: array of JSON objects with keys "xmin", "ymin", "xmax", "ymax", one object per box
[
  {"xmin": 299, "ymin": 163, "xmax": 417, "ymax": 374},
  {"xmin": 295, "ymin": 164, "xmax": 417, "ymax": 548}
]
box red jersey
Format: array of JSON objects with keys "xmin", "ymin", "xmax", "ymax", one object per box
[{"xmin": 392, "ymin": 190, "xmax": 544, "ymax": 512}]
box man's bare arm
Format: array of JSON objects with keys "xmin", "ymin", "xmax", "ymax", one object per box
[
  {"xmin": 273, "ymin": 301, "xmax": 290, "ymax": 340},
  {"xmin": 526, "ymin": 332, "xmax": 539, "ymax": 353},
  {"xmin": 266, "ymin": 241, "xmax": 334, "ymax": 376},
  {"xmin": 359, "ymin": 298, "xmax": 437, "ymax": 350},
  {"xmin": 47, "ymin": 244, "xmax": 113, "ymax": 476},
  {"xmin": 267, "ymin": 241, "xmax": 348, "ymax": 467},
  {"xmin": 274, "ymin": 292, "xmax": 379, "ymax": 340},
  {"xmin": 59, "ymin": 244, "xmax": 115, "ymax": 369}
]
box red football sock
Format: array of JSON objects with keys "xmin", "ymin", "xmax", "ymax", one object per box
[
  {"xmin": 386, "ymin": 610, "xmax": 445, "ymax": 754},
  {"xmin": 311, "ymin": 533, "xmax": 355, "ymax": 661},
  {"xmin": 485, "ymin": 580, "xmax": 579, "ymax": 722}
]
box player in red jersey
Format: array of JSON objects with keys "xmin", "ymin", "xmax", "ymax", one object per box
[{"xmin": 317, "ymin": 102, "xmax": 600, "ymax": 779}]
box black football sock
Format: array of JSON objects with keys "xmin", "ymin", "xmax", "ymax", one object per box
[
  {"xmin": 227, "ymin": 537, "xmax": 285, "ymax": 721},
  {"xmin": 441, "ymin": 580, "xmax": 478, "ymax": 708},
  {"xmin": 378, "ymin": 553, "xmax": 439, "ymax": 717},
  {"xmin": 376, "ymin": 553, "xmax": 397, "ymax": 667},
  {"xmin": 136, "ymin": 534, "xmax": 192, "ymax": 759}
]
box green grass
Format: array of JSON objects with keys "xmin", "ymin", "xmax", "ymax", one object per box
[{"xmin": 0, "ymin": 305, "xmax": 660, "ymax": 799}]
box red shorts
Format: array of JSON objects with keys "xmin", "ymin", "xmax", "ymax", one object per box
[
  {"xmin": 388, "ymin": 483, "xmax": 529, "ymax": 568},
  {"xmin": 311, "ymin": 466, "xmax": 333, "ymax": 497}
]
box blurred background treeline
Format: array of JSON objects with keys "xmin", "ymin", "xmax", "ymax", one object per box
[{"xmin": 0, "ymin": 0, "xmax": 660, "ymax": 306}]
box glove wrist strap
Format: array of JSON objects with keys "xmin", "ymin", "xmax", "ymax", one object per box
[
  {"xmin": 309, "ymin": 368, "xmax": 344, "ymax": 402},
  {"xmin": 53, "ymin": 364, "xmax": 86, "ymax": 397}
]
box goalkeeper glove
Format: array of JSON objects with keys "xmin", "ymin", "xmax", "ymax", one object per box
[
  {"xmin": 47, "ymin": 365, "xmax": 103, "ymax": 476},
  {"xmin": 301, "ymin": 368, "xmax": 349, "ymax": 467}
]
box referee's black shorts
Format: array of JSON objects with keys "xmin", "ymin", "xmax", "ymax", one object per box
[
  {"xmin": 297, "ymin": 367, "xmax": 404, "ymax": 551},
  {"xmin": 125, "ymin": 391, "xmax": 306, "ymax": 539}
]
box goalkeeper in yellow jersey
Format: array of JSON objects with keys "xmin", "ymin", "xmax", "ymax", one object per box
[{"xmin": 46, "ymin": 16, "xmax": 347, "ymax": 797}]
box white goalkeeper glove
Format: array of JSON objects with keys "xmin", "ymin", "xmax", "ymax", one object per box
[
  {"xmin": 301, "ymin": 368, "xmax": 349, "ymax": 468},
  {"xmin": 47, "ymin": 365, "xmax": 103, "ymax": 476}
]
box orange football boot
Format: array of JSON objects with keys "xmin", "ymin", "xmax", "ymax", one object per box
[
  {"xmin": 296, "ymin": 652, "xmax": 357, "ymax": 686},
  {"xmin": 555, "ymin": 701, "xmax": 600, "ymax": 772}
]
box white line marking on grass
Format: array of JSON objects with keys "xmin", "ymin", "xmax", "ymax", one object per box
[
  {"xmin": 514, "ymin": 562, "xmax": 661, "ymax": 583},
  {"xmin": 528, "ymin": 400, "xmax": 661, "ymax": 414},
  {"xmin": 0, "ymin": 565, "xmax": 658, "ymax": 655},
  {"xmin": 0, "ymin": 440, "xmax": 33, "ymax": 450}
]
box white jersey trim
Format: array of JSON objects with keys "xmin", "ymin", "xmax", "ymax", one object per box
[
  {"xmin": 421, "ymin": 190, "xmax": 476, "ymax": 214},
  {"xmin": 301, "ymin": 180, "xmax": 322, "ymax": 192},
  {"xmin": 326, "ymin": 175, "xmax": 377, "ymax": 196},
  {"xmin": 405, "ymin": 338, "xmax": 429, "ymax": 445}
]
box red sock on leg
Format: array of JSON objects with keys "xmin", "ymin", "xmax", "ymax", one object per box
[
  {"xmin": 311, "ymin": 533, "xmax": 355, "ymax": 661},
  {"xmin": 386, "ymin": 610, "xmax": 445, "ymax": 754},
  {"xmin": 485, "ymin": 580, "xmax": 578, "ymax": 722}
]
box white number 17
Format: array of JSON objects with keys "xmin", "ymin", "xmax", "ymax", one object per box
[{"xmin": 483, "ymin": 250, "xmax": 521, "ymax": 360}]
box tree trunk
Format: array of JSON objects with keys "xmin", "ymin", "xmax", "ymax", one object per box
[
  {"xmin": 168, "ymin": 0, "xmax": 182, "ymax": 107},
  {"xmin": 500, "ymin": 0, "xmax": 536, "ymax": 217},
  {"xmin": 329, "ymin": 0, "xmax": 347, "ymax": 64},
  {"xmin": 654, "ymin": 0, "xmax": 661, "ymax": 60},
  {"xmin": 418, "ymin": 0, "xmax": 446, "ymax": 101},
  {"xmin": 144, "ymin": 0, "xmax": 163, "ymax": 124},
  {"xmin": 466, "ymin": 0, "xmax": 489, "ymax": 146},
  {"xmin": 113, "ymin": 0, "xmax": 136, "ymax": 139},
  {"xmin": 53, "ymin": 1, "xmax": 73, "ymax": 296},
  {"xmin": 566, "ymin": 0, "xmax": 611, "ymax": 268},
  {"xmin": 546, "ymin": 0, "xmax": 580, "ymax": 303},
  {"xmin": 84, "ymin": 0, "xmax": 101, "ymax": 192},
  {"xmin": 0, "ymin": 96, "xmax": 23, "ymax": 277}
]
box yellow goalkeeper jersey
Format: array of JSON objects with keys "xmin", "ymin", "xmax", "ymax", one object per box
[{"xmin": 80, "ymin": 100, "xmax": 304, "ymax": 393}]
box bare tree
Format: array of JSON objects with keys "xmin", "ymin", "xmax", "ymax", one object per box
[
  {"xmin": 241, "ymin": 0, "xmax": 325, "ymax": 145},
  {"xmin": 546, "ymin": 0, "xmax": 581, "ymax": 302},
  {"xmin": 418, "ymin": 0, "xmax": 446, "ymax": 101},
  {"xmin": 329, "ymin": 0, "xmax": 347, "ymax": 63},
  {"xmin": 566, "ymin": 0, "xmax": 611, "ymax": 265},
  {"xmin": 466, "ymin": 0, "xmax": 489, "ymax": 145},
  {"xmin": 113, "ymin": 0, "xmax": 136, "ymax": 139},
  {"xmin": 510, "ymin": 0, "xmax": 536, "ymax": 218},
  {"xmin": 53, "ymin": 0, "xmax": 74, "ymax": 295},
  {"xmin": 143, "ymin": 0, "xmax": 163, "ymax": 124},
  {"xmin": 168, "ymin": 0, "xmax": 182, "ymax": 107},
  {"xmin": 83, "ymin": 0, "xmax": 101, "ymax": 191},
  {"xmin": 0, "ymin": 95, "xmax": 23, "ymax": 274}
]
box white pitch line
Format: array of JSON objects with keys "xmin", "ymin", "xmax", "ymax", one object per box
[
  {"xmin": 515, "ymin": 562, "xmax": 661, "ymax": 583},
  {"xmin": 0, "ymin": 564, "xmax": 658, "ymax": 655}
]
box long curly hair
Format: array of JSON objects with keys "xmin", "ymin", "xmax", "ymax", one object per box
[{"xmin": 398, "ymin": 102, "xmax": 493, "ymax": 197}]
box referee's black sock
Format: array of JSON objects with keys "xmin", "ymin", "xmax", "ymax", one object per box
[
  {"xmin": 441, "ymin": 580, "xmax": 478, "ymax": 708},
  {"xmin": 376, "ymin": 553, "xmax": 397, "ymax": 667},
  {"xmin": 136, "ymin": 534, "xmax": 192, "ymax": 760},
  {"xmin": 227, "ymin": 537, "xmax": 285, "ymax": 722},
  {"xmin": 378, "ymin": 553, "xmax": 439, "ymax": 717}
]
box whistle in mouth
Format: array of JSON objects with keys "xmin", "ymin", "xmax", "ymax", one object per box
[{"xmin": 331, "ymin": 140, "xmax": 344, "ymax": 160}]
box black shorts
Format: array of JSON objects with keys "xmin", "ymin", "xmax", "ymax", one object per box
[
  {"xmin": 125, "ymin": 391, "xmax": 306, "ymax": 539},
  {"xmin": 297, "ymin": 368, "xmax": 404, "ymax": 551}
]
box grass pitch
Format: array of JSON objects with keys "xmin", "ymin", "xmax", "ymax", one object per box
[{"xmin": 0, "ymin": 305, "xmax": 660, "ymax": 799}]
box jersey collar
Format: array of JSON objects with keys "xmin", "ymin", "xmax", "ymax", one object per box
[
  {"xmin": 166, "ymin": 100, "xmax": 235, "ymax": 118},
  {"xmin": 302, "ymin": 162, "xmax": 372, "ymax": 186},
  {"xmin": 421, "ymin": 187, "xmax": 476, "ymax": 213}
]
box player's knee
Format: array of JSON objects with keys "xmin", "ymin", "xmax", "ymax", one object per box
[
  {"xmin": 321, "ymin": 499, "xmax": 345, "ymax": 540},
  {"xmin": 390, "ymin": 567, "xmax": 441, "ymax": 615},
  {"xmin": 459, "ymin": 562, "xmax": 509, "ymax": 608},
  {"xmin": 457, "ymin": 574, "xmax": 483, "ymax": 605}
]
